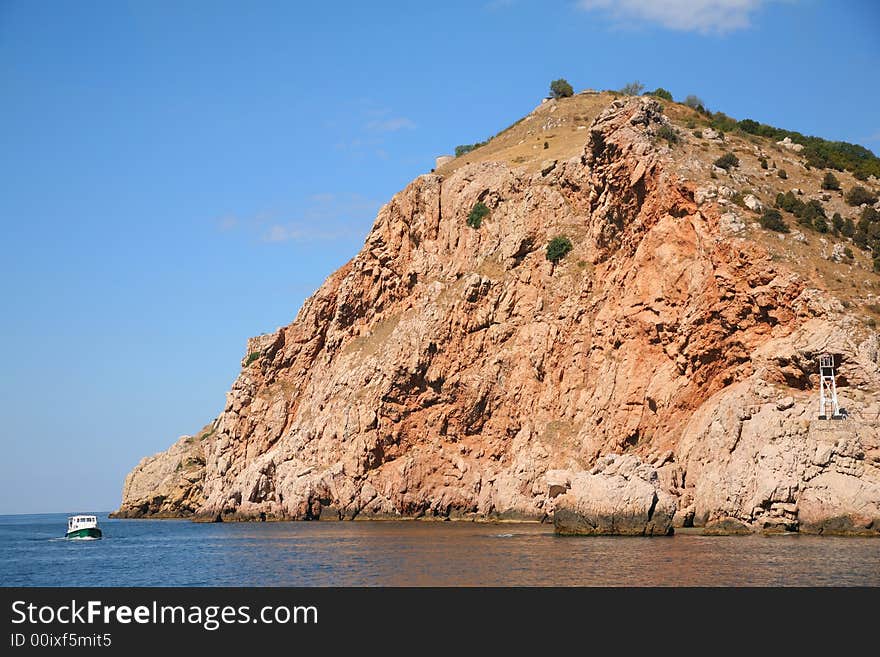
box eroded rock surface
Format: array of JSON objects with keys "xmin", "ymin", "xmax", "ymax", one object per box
[{"xmin": 113, "ymin": 97, "xmax": 880, "ymax": 535}]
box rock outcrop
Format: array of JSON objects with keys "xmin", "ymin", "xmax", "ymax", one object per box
[
  {"xmin": 553, "ymin": 455, "xmax": 676, "ymax": 535},
  {"xmin": 116, "ymin": 431, "xmax": 207, "ymax": 518},
  {"xmin": 113, "ymin": 97, "xmax": 880, "ymax": 535}
]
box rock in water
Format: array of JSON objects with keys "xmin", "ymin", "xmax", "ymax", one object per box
[
  {"xmin": 113, "ymin": 96, "xmax": 880, "ymax": 535},
  {"xmin": 553, "ymin": 455, "xmax": 676, "ymax": 535}
]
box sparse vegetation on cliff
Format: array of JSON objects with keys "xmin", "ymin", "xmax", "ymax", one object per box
[
  {"xmin": 546, "ymin": 236, "xmax": 573, "ymax": 263},
  {"xmin": 700, "ymin": 114, "xmax": 880, "ymax": 179},
  {"xmin": 714, "ymin": 152, "xmax": 739, "ymax": 170},
  {"xmin": 467, "ymin": 201, "xmax": 489, "ymax": 229},
  {"xmin": 655, "ymin": 124, "xmax": 679, "ymax": 145},
  {"xmin": 455, "ymin": 141, "xmax": 488, "ymax": 157},
  {"xmin": 846, "ymin": 185, "xmax": 878, "ymax": 207},
  {"xmin": 775, "ymin": 192, "xmax": 830, "ymax": 233},
  {"xmin": 822, "ymin": 172, "xmax": 841, "ymax": 191},
  {"xmin": 759, "ymin": 208, "xmax": 789, "ymax": 233}
]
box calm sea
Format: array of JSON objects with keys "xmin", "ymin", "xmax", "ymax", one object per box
[{"xmin": 1, "ymin": 513, "xmax": 878, "ymax": 586}]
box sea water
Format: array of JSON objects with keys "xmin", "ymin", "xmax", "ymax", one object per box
[{"xmin": 1, "ymin": 513, "xmax": 878, "ymax": 586}]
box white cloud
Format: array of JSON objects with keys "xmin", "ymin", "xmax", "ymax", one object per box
[
  {"xmin": 260, "ymin": 193, "xmax": 381, "ymax": 244},
  {"xmin": 261, "ymin": 225, "xmax": 364, "ymax": 243},
  {"xmin": 577, "ymin": 0, "xmax": 774, "ymax": 34},
  {"xmin": 366, "ymin": 117, "xmax": 416, "ymax": 133},
  {"xmin": 214, "ymin": 194, "xmax": 380, "ymax": 244},
  {"xmin": 215, "ymin": 215, "xmax": 238, "ymax": 232}
]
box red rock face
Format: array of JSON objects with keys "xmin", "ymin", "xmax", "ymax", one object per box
[{"xmin": 113, "ymin": 98, "xmax": 880, "ymax": 534}]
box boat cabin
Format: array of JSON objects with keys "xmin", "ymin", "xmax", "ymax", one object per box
[{"xmin": 68, "ymin": 515, "xmax": 98, "ymax": 530}]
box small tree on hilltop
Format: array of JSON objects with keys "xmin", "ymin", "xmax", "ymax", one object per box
[
  {"xmin": 648, "ymin": 87, "xmax": 673, "ymax": 101},
  {"xmin": 549, "ymin": 78, "xmax": 574, "ymax": 99},
  {"xmin": 620, "ymin": 80, "xmax": 645, "ymax": 96},
  {"xmin": 546, "ymin": 236, "xmax": 573, "ymax": 263}
]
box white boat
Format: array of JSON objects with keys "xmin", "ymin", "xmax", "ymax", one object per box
[{"xmin": 66, "ymin": 515, "xmax": 102, "ymax": 540}]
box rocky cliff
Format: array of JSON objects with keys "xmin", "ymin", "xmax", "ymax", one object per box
[{"xmin": 113, "ymin": 96, "xmax": 880, "ymax": 535}]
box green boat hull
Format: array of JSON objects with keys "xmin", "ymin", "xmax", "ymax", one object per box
[{"xmin": 66, "ymin": 527, "xmax": 102, "ymax": 540}]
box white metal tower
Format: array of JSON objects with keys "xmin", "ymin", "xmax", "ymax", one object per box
[{"xmin": 818, "ymin": 353, "xmax": 840, "ymax": 419}]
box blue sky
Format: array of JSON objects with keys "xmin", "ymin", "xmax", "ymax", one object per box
[{"xmin": 1, "ymin": 1, "xmax": 878, "ymax": 514}]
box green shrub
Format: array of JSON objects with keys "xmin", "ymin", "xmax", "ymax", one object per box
[
  {"xmin": 843, "ymin": 246, "xmax": 854, "ymax": 259},
  {"xmin": 759, "ymin": 209, "xmax": 789, "ymax": 233},
  {"xmin": 735, "ymin": 116, "xmax": 880, "ymax": 179},
  {"xmin": 620, "ymin": 81, "xmax": 645, "ymax": 96},
  {"xmin": 805, "ymin": 199, "xmax": 827, "ymax": 221},
  {"xmin": 648, "ymin": 87, "xmax": 673, "ymax": 101},
  {"xmin": 845, "ymin": 185, "xmax": 878, "ymax": 206},
  {"xmin": 467, "ymin": 201, "xmax": 489, "ymax": 229},
  {"xmin": 776, "ymin": 191, "xmax": 801, "ymax": 213},
  {"xmin": 831, "ymin": 212, "xmax": 844, "ymax": 234},
  {"xmin": 714, "ymin": 152, "xmax": 739, "ymax": 170},
  {"xmin": 822, "ymin": 172, "xmax": 841, "ymax": 191},
  {"xmin": 709, "ymin": 112, "xmax": 738, "ymax": 134},
  {"xmin": 455, "ymin": 141, "xmax": 488, "ymax": 157},
  {"xmin": 546, "ymin": 236, "xmax": 573, "ymax": 263},
  {"xmin": 692, "ymin": 129, "xmax": 703, "ymax": 139},
  {"xmin": 655, "ymin": 124, "xmax": 679, "ymax": 145},
  {"xmin": 543, "ymin": 141, "xmax": 549, "ymax": 149},
  {"xmin": 776, "ymin": 192, "xmax": 827, "ymax": 230},
  {"xmin": 549, "ymin": 78, "xmax": 574, "ymax": 99},
  {"xmin": 875, "ymin": 258, "xmax": 880, "ymax": 273},
  {"xmin": 842, "ymin": 217, "xmax": 855, "ymax": 237},
  {"xmin": 244, "ymin": 351, "xmax": 261, "ymax": 366},
  {"xmin": 778, "ymin": 169, "xmax": 788, "ymax": 180},
  {"xmin": 759, "ymin": 157, "xmax": 768, "ymax": 169}
]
